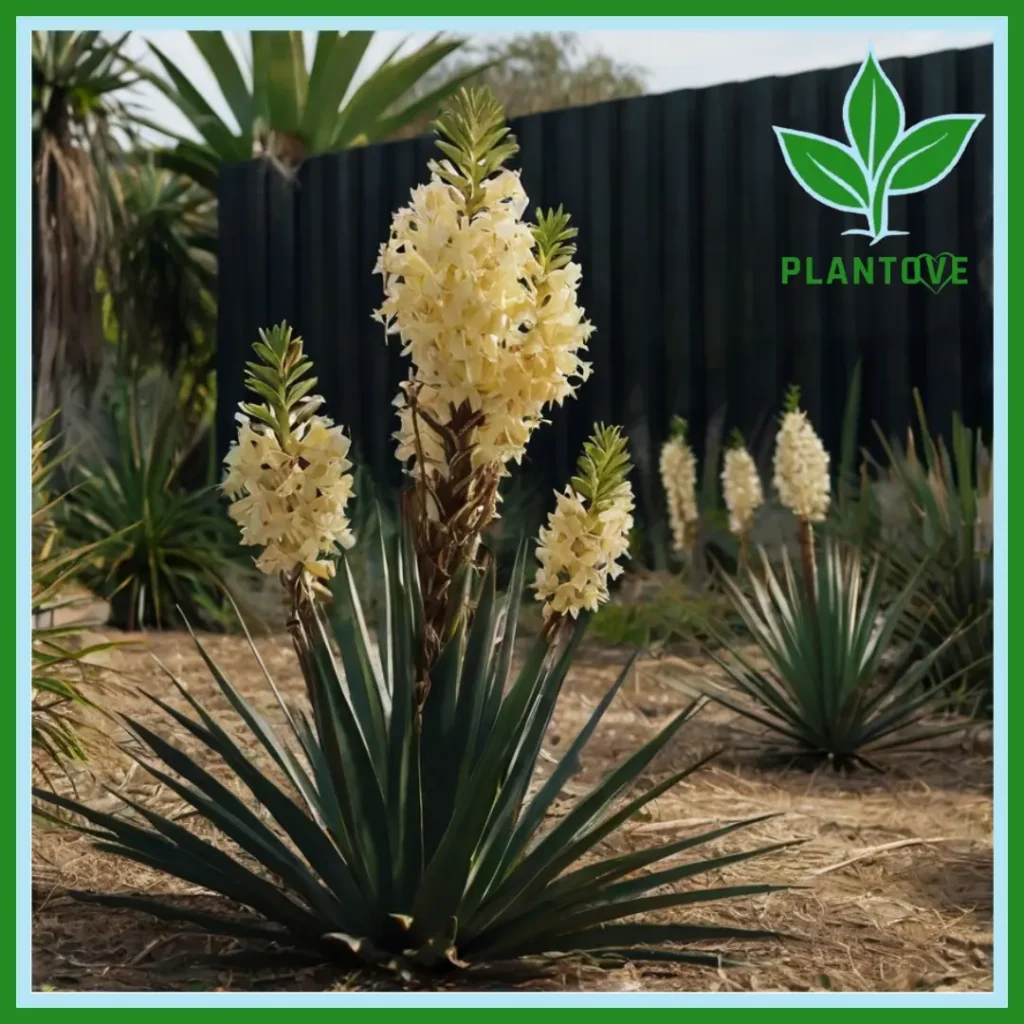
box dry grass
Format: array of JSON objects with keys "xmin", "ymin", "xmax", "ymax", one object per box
[{"xmin": 32, "ymin": 629, "xmax": 993, "ymax": 994}]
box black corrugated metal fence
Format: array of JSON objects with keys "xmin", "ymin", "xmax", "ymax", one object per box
[{"xmin": 217, "ymin": 44, "xmax": 993, "ymax": 511}]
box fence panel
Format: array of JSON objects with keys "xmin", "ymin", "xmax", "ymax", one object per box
[{"xmin": 217, "ymin": 45, "xmax": 994, "ymax": 517}]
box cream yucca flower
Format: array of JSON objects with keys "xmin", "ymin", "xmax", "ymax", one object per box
[
  {"xmin": 721, "ymin": 441, "xmax": 764, "ymax": 537},
  {"xmin": 772, "ymin": 388, "xmax": 831, "ymax": 523},
  {"xmin": 659, "ymin": 418, "xmax": 699, "ymax": 553},
  {"xmin": 534, "ymin": 425, "xmax": 634, "ymax": 624},
  {"xmin": 374, "ymin": 95, "xmax": 592, "ymax": 477},
  {"xmin": 222, "ymin": 324, "xmax": 356, "ymax": 584},
  {"xmin": 373, "ymin": 89, "xmax": 595, "ymax": 665}
]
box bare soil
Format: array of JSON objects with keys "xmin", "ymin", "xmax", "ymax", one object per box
[{"xmin": 32, "ymin": 628, "xmax": 993, "ymax": 994}]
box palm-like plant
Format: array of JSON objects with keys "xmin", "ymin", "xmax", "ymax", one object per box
[
  {"xmin": 873, "ymin": 393, "xmax": 993, "ymax": 714},
  {"xmin": 32, "ymin": 31, "xmax": 139, "ymax": 416},
  {"xmin": 142, "ymin": 31, "xmax": 490, "ymax": 192},
  {"xmin": 703, "ymin": 540, "xmax": 965, "ymax": 770},
  {"xmin": 110, "ymin": 163, "xmax": 217, "ymax": 375}
]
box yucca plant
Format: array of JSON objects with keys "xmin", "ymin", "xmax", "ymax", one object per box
[
  {"xmin": 873, "ymin": 391, "xmax": 992, "ymax": 714},
  {"xmin": 37, "ymin": 89, "xmax": 789, "ymax": 981},
  {"xmin": 702, "ymin": 539, "xmax": 965, "ymax": 770},
  {"xmin": 142, "ymin": 31, "xmax": 490, "ymax": 192},
  {"xmin": 61, "ymin": 371, "xmax": 247, "ymax": 630}
]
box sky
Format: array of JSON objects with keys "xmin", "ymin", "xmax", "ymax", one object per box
[{"xmin": 122, "ymin": 29, "xmax": 994, "ymax": 142}]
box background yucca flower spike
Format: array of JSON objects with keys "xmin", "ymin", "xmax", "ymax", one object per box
[
  {"xmin": 772, "ymin": 384, "xmax": 830, "ymax": 604},
  {"xmin": 535, "ymin": 424, "xmax": 635, "ymax": 633},
  {"xmin": 660, "ymin": 415, "xmax": 699, "ymax": 559},
  {"xmin": 721, "ymin": 428, "xmax": 764, "ymax": 569}
]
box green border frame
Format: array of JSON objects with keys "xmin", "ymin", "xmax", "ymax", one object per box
[{"xmin": 9, "ymin": 9, "xmax": 1013, "ymax": 1017}]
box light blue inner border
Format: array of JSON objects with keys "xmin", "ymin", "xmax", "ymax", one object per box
[{"xmin": 17, "ymin": 15, "xmax": 1008, "ymax": 1010}]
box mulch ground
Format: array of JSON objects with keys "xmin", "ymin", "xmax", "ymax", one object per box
[{"xmin": 32, "ymin": 628, "xmax": 993, "ymax": 994}]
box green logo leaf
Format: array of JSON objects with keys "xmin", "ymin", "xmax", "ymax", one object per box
[
  {"xmin": 773, "ymin": 44, "xmax": 984, "ymax": 244},
  {"xmin": 881, "ymin": 115, "xmax": 985, "ymax": 195},
  {"xmin": 843, "ymin": 48, "xmax": 904, "ymax": 178},
  {"xmin": 773, "ymin": 129, "xmax": 869, "ymax": 213}
]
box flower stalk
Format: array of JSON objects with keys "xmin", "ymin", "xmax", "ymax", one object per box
[
  {"xmin": 374, "ymin": 87, "xmax": 593, "ymax": 682},
  {"xmin": 721, "ymin": 428, "xmax": 764, "ymax": 573},
  {"xmin": 772, "ymin": 385, "xmax": 830, "ymax": 619},
  {"xmin": 222, "ymin": 323, "xmax": 356, "ymax": 608},
  {"xmin": 534, "ymin": 425, "xmax": 634, "ymax": 638},
  {"xmin": 660, "ymin": 416, "xmax": 699, "ymax": 566}
]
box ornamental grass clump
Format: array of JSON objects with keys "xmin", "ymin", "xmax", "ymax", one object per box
[{"xmin": 36, "ymin": 88, "xmax": 789, "ymax": 980}]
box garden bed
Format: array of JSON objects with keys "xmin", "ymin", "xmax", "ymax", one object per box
[{"xmin": 32, "ymin": 629, "xmax": 993, "ymax": 994}]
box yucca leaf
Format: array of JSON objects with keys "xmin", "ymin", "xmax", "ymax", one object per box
[
  {"xmin": 257, "ymin": 31, "xmax": 305, "ymax": 137},
  {"xmin": 188, "ymin": 31, "xmax": 252, "ymax": 134},
  {"xmin": 332, "ymin": 553, "xmax": 389, "ymax": 767},
  {"xmin": 306, "ymin": 609, "xmax": 394, "ymax": 904},
  {"xmin": 33, "ymin": 788, "xmax": 325, "ymax": 936},
  {"xmin": 69, "ymin": 891, "xmax": 293, "ymax": 943},
  {"xmin": 545, "ymin": 814, "xmax": 783, "ymax": 901},
  {"xmin": 371, "ymin": 60, "xmax": 497, "ymax": 140},
  {"xmin": 481, "ymin": 922, "xmax": 778, "ymax": 960},
  {"xmin": 146, "ymin": 671, "xmax": 367, "ymax": 914},
  {"xmin": 333, "ymin": 37, "xmax": 464, "ymax": 147},
  {"xmin": 115, "ymin": 713, "xmax": 355, "ymax": 926},
  {"xmin": 144, "ymin": 43, "xmax": 247, "ymax": 161},
  {"xmin": 468, "ymin": 741, "xmax": 714, "ymax": 946},
  {"xmin": 420, "ymin": 615, "xmax": 468, "ymax": 861},
  {"xmin": 473, "ymin": 540, "xmax": 528, "ymax": 763},
  {"xmin": 304, "ymin": 31, "xmax": 373, "ymax": 151},
  {"xmin": 409, "ymin": 628, "xmax": 573, "ymax": 941},
  {"xmin": 485, "ymin": 884, "xmax": 787, "ymax": 959}
]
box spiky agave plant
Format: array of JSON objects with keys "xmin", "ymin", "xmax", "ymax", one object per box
[
  {"xmin": 702, "ymin": 539, "xmax": 966, "ymax": 770},
  {"xmin": 36, "ymin": 88, "xmax": 791, "ymax": 979}
]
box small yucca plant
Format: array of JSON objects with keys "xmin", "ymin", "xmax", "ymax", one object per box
[
  {"xmin": 37, "ymin": 87, "xmax": 790, "ymax": 981},
  {"xmin": 703, "ymin": 539, "xmax": 966, "ymax": 770},
  {"xmin": 873, "ymin": 391, "xmax": 992, "ymax": 714}
]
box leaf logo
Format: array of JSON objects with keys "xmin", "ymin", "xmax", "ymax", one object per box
[{"xmin": 773, "ymin": 46, "xmax": 984, "ymax": 245}]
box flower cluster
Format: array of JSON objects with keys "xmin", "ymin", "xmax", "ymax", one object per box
[
  {"xmin": 772, "ymin": 397, "xmax": 831, "ymax": 523},
  {"xmin": 534, "ymin": 484, "xmax": 634, "ymax": 622},
  {"xmin": 721, "ymin": 444, "xmax": 764, "ymax": 537},
  {"xmin": 534, "ymin": 425, "xmax": 634, "ymax": 623},
  {"xmin": 374, "ymin": 97, "xmax": 592, "ymax": 480},
  {"xmin": 223, "ymin": 415, "xmax": 356, "ymax": 580},
  {"xmin": 659, "ymin": 420, "xmax": 699, "ymax": 554},
  {"xmin": 222, "ymin": 324, "xmax": 356, "ymax": 584}
]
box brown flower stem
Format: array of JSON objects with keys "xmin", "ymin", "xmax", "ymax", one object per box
[
  {"xmin": 797, "ymin": 518, "xmax": 818, "ymax": 624},
  {"xmin": 406, "ymin": 397, "xmax": 500, "ymax": 702}
]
